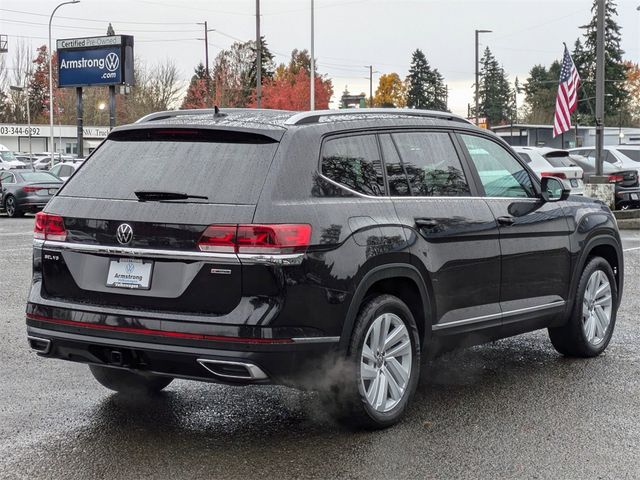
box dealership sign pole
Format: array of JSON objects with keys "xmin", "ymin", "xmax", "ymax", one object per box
[{"xmin": 56, "ymin": 35, "xmax": 134, "ymax": 156}]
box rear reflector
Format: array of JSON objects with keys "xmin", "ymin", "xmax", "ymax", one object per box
[
  {"xmin": 541, "ymin": 172, "xmax": 567, "ymax": 179},
  {"xmin": 197, "ymin": 224, "xmax": 312, "ymax": 254},
  {"xmin": 34, "ymin": 212, "xmax": 67, "ymax": 241}
]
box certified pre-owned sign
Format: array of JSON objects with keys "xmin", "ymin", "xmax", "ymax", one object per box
[{"xmin": 56, "ymin": 35, "xmax": 134, "ymax": 88}]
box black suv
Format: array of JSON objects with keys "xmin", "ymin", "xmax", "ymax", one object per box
[{"xmin": 26, "ymin": 109, "xmax": 624, "ymax": 429}]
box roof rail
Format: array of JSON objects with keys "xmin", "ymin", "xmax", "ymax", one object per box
[
  {"xmin": 283, "ymin": 109, "xmax": 473, "ymax": 126},
  {"xmin": 136, "ymin": 108, "xmax": 226, "ymax": 123}
]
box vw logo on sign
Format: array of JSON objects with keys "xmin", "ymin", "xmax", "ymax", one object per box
[
  {"xmin": 105, "ymin": 52, "xmax": 120, "ymax": 72},
  {"xmin": 116, "ymin": 224, "xmax": 133, "ymax": 245},
  {"xmin": 125, "ymin": 261, "xmax": 135, "ymax": 274}
]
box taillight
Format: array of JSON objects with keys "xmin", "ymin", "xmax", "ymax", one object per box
[
  {"xmin": 608, "ymin": 174, "xmax": 624, "ymax": 183},
  {"xmin": 236, "ymin": 224, "xmax": 312, "ymax": 254},
  {"xmin": 34, "ymin": 212, "xmax": 67, "ymax": 241},
  {"xmin": 197, "ymin": 224, "xmax": 312, "ymax": 254},
  {"xmin": 23, "ymin": 186, "xmax": 44, "ymax": 192},
  {"xmin": 197, "ymin": 225, "xmax": 237, "ymax": 252},
  {"xmin": 541, "ymin": 172, "xmax": 567, "ymax": 179}
]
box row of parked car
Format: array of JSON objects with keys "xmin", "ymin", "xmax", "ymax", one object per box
[
  {"xmin": 0, "ymin": 147, "xmax": 84, "ymax": 217},
  {"xmin": 1, "ymin": 142, "xmax": 639, "ymax": 218},
  {"xmin": 513, "ymin": 145, "xmax": 640, "ymax": 210}
]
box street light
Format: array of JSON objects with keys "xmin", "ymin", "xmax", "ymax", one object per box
[
  {"xmin": 49, "ymin": 0, "xmax": 80, "ymax": 168},
  {"xmin": 475, "ymin": 29, "xmax": 492, "ymax": 126},
  {"xmin": 9, "ymin": 85, "xmax": 34, "ymax": 171}
]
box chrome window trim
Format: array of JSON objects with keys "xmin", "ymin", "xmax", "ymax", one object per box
[{"xmin": 432, "ymin": 301, "xmax": 566, "ymax": 331}]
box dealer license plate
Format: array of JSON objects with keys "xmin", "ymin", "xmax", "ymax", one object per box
[
  {"xmin": 631, "ymin": 193, "xmax": 639, "ymax": 201},
  {"xmin": 106, "ymin": 258, "xmax": 153, "ymax": 290}
]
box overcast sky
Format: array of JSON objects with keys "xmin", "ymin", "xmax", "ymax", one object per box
[{"xmin": 1, "ymin": 0, "xmax": 639, "ymax": 116}]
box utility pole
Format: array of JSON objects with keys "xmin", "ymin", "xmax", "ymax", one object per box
[
  {"xmin": 474, "ymin": 29, "xmax": 492, "ymax": 126},
  {"xmin": 368, "ymin": 65, "xmax": 373, "ymax": 108},
  {"xmin": 203, "ymin": 21, "xmax": 210, "ymax": 80},
  {"xmin": 256, "ymin": 0, "xmax": 262, "ymax": 108},
  {"xmin": 310, "ymin": 0, "xmax": 315, "ymax": 110},
  {"xmin": 595, "ymin": 0, "xmax": 605, "ymax": 177}
]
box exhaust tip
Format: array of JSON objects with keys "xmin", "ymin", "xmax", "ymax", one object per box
[
  {"xmin": 197, "ymin": 358, "xmax": 268, "ymax": 380},
  {"xmin": 27, "ymin": 336, "xmax": 51, "ymax": 354}
]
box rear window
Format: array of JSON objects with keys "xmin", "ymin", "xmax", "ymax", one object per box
[
  {"xmin": 543, "ymin": 153, "xmax": 575, "ymax": 168},
  {"xmin": 20, "ymin": 172, "xmax": 60, "ymax": 183},
  {"xmin": 517, "ymin": 152, "xmax": 532, "ymax": 164},
  {"xmin": 618, "ymin": 149, "xmax": 640, "ymax": 162},
  {"xmin": 0, "ymin": 151, "xmax": 17, "ymax": 162},
  {"xmin": 59, "ymin": 129, "xmax": 279, "ymax": 204}
]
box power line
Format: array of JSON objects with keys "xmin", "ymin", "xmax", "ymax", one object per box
[
  {"xmin": 0, "ymin": 17, "xmax": 201, "ymax": 33},
  {"xmin": 0, "ymin": 7, "xmax": 197, "ymax": 25}
]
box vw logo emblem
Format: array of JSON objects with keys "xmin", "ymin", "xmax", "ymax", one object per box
[
  {"xmin": 105, "ymin": 52, "xmax": 120, "ymax": 72},
  {"xmin": 116, "ymin": 224, "xmax": 133, "ymax": 245},
  {"xmin": 125, "ymin": 261, "xmax": 135, "ymax": 274}
]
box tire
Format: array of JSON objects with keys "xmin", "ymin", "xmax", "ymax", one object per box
[
  {"xmin": 324, "ymin": 294, "xmax": 421, "ymax": 429},
  {"xmin": 548, "ymin": 256, "xmax": 618, "ymax": 357},
  {"xmin": 89, "ymin": 365, "xmax": 173, "ymax": 394},
  {"xmin": 4, "ymin": 195, "xmax": 23, "ymax": 218}
]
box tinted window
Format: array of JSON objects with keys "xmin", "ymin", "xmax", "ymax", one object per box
[
  {"xmin": 618, "ymin": 149, "xmax": 640, "ymax": 162},
  {"xmin": 60, "ymin": 130, "xmax": 279, "ymax": 204},
  {"xmin": 60, "ymin": 165, "xmax": 73, "ymax": 177},
  {"xmin": 392, "ymin": 132, "xmax": 470, "ymax": 197},
  {"xmin": 20, "ymin": 172, "xmax": 60, "ymax": 183},
  {"xmin": 0, "ymin": 151, "xmax": 17, "ymax": 162},
  {"xmin": 517, "ymin": 153, "xmax": 532, "ymax": 164},
  {"xmin": 544, "ymin": 155, "xmax": 575, "ymax": 168},
  {"xmin": 0, "ymin": 173, "xmax": 15, "ymax": 183},
  {"xmin": 379, "ymin": 134, "xmax": 410, "ymax": 196},
  {"xmin": 461, "ymin": 134, "xmax": 535, "ymax": 198},
  {"xmin": 321, "ymin": 135, "xmax": 384, "ymax": 196}
]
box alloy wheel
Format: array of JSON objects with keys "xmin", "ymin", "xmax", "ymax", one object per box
[
  {"xmin": 360, "ymin": 312, "xmax": 412, "ymax": 413},
  {"xmin": 582, "ymin": 270, "xmax": 613, "ymax": 346},
  {"xmin": 5, "ymin": 197, "xmax": 15, "ymax": 217}
]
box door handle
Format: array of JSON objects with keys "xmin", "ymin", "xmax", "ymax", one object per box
[
  {"xmin": 415, "ymin": 218, "xmax": 439, "ymax": 229},
  {"xmin": 497, "ymin": 216, "xmax": 516, "ymax": 226}
]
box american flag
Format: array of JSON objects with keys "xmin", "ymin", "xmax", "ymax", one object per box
[{"xmin": 553, "ymin": 46, "xmax": 581, "ymax": 138}]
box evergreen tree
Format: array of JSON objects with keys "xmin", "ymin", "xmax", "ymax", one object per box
[
  {"xmin": 476, "ymin": 47, "xmax": 514, "ymax": 127},
  {"xmin": 406, "ymin": 49, "xmax": 447, "ymax": 110},
  {"xmin": 523, "ymin": 61, "xmax": 561, "ymax": 124},
  {"xmin": 574, "ymin": 0, "xmax": 629, "ymax": 123}
]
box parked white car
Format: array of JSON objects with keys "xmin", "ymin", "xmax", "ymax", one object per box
[
  {"xmin": 569, "ymin": 146, "xmax": 640, "ymax": 175},
  {"xmin": 513, "ymin": 146, "xmax": 585, "ymax": 195},
  {"xmin": 49, "ymin": 162, "xmax": 80, "ymax": 182},
  {"xmin": 0, "ymin": 146, "xmax": 27, "ymax": 171}
]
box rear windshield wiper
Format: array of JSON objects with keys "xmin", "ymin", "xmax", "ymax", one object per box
[{"xmin": 134, "ymin": 190, "xmax": 209, "ymax": 202}]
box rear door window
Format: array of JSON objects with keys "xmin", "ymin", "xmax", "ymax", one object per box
[
  {"xmin": 59, "ymin": 129, "xmax": 280, "ymax": 204},
  {"xmin": 617, "ymin": 149, "xmax": 640, "ymax": 162},
  {"xmin": 379, "ymin": 134, "xmax": 410, "ymax": 196},
  {"xmin": 321, "ymin": 135, "xmax": 385, "ymax": 196},
  {"xmin": 391, "ymin": 131, "xmax": 471, "ymax": 197}
]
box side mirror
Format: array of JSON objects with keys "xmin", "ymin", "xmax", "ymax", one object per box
[{"xmin": 540, "ymin": 176, "xmax": 570, "ymax": 202}]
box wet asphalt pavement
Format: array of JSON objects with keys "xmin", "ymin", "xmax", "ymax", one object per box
[{"xmin": 1, "ymin": 216, "xmax": 639, "ymax": 479}]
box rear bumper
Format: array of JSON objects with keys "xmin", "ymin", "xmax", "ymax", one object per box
[{"xmin": 25, "ymin": 310, "xmax": 340, "ymax": 387}]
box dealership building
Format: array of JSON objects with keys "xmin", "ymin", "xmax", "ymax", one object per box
[{"xmin": 0, "ymin": 124, "xmax": 109, "ymax": 155}]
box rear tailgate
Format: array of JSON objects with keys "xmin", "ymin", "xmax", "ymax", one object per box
[{"xmin": 39, "ymin": 127, "xmax": 281, "ymax": 318}]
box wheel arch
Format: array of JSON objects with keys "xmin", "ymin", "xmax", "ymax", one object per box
[
  {"xmin": 570, "ymin": 233, "xmax": 624, "ymax": 311},
  {"xmin": 339, "ymin": 263, "xmax": 432, "ymax": 352}
]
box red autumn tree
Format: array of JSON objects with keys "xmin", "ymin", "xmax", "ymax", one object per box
[
  {"xmin": 255, "ymin": 69, "xmax": 332, "ymax": 110},
  {"xmin": 181, "ymin": 79, "xmax": 211, "ymax": 109}
]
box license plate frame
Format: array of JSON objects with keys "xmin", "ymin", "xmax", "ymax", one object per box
[{"xmin": 106, "ymin": 258, "xmax": 153, "ymax": 290}]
